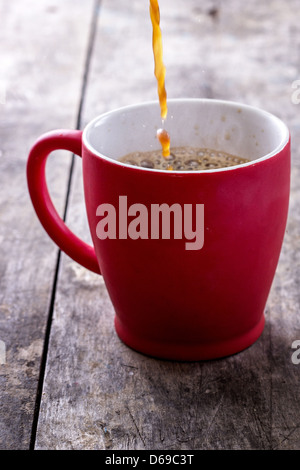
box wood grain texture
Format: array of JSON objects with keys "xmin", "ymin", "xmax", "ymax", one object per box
[
  {"xmin": 36, "ymin": 0, "xmax": 300, "ymax": 450},
  {"xmin": 0, "ymin": 0, "xmax": 94, "ymax": 449},
  {"xmin": 3, "ymin": 0, "xmax": 300, "ymax": 450}
]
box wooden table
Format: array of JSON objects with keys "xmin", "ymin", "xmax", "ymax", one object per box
[{"xmin": 1, "ymin": 0, "xmax": 300, "ymax": 450}]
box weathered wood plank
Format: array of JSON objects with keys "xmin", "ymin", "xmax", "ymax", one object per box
[
  {"xmin": 35, "ymin": 0, "xmax": 300, "ymax": 449},
  {"xmin": 0, "ymin": 0, "xmax": 94, "ymax": 449}
]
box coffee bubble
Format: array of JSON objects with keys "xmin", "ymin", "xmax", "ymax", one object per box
[
  {"xmin": 186, "ymin": 159, "xmax": 199, "ymax": 167},
  {"xmin": 141, "ymin": 159, "xmax": 155, "ymax": 168}
]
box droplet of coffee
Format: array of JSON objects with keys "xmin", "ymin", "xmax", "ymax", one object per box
[{"xmin": 157, "ymin": 128, "xmax": 170, "ymax": 158}]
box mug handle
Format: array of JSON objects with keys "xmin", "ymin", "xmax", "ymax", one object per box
[{"xmin": 27, "ymin": 129, "xmax": 101, "ymax": 274}]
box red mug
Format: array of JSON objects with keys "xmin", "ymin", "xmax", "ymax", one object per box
[{"xmin": 27, "ymin": 99, "xmax": 290, "ymax": 360}]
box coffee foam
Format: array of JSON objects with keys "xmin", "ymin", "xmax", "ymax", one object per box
[{"xmin": 119, "ymin": 147, "xmax": 250, "ymax": 171}]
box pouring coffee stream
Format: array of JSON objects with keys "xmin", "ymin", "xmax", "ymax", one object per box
[
  {"xmin": 121, "ymin": 2, "xmax": 250, "ymax": 173},
  {"xmin": 149, "ymin": 0, "xmax": 171, "ymax": 159}
]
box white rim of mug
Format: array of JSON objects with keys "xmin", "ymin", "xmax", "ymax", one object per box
[{"xmin": 82, "ymin": 98, "xmax": 290, "ymax": 174}]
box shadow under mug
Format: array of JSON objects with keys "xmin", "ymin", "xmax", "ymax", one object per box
[{"xmin": 27, "ymin": 99, "xmax": 290, "ymax": 361}]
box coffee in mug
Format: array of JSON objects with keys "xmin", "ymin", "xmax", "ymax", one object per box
[{"xmin": 119, "ymin": 147, "xmax": 249, "ymax": 171}]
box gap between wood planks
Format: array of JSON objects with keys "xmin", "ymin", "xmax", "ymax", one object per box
[{"xmin": 29, "ymin": 0, "xmax": 102, "ymax": 450}]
